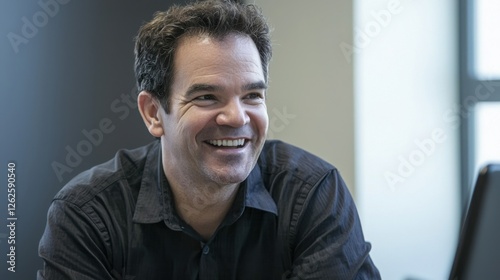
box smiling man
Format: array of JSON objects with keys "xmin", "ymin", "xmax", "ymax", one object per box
[
  {"xmin": 139, "ymin": 33, "xmax": 270, "ymax": 241},
  {"xmin": 38, "ymin": 1, "xmax": 380, "ymax": 279}
]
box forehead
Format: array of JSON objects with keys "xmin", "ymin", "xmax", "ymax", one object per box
[
  {"xmin": 176, "ymin": 32, "xmax": 259, "ymax": 58},
  {"xmin": 172, "ymin": 34, "xmax": 264, "ymax": 84}
]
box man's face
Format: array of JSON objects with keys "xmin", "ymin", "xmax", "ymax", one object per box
[{"xmin": 159, "ymin": 34, "xmax": 269, "ymax": 188}]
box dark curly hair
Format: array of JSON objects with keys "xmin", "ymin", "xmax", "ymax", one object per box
[{"xmin": 134, "ymin": 0, "xmax": 272, "ymax": 113}]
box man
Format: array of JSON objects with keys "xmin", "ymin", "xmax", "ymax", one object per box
[{"xmin": 38, "ymin": 0, "xmax": 380, "ymax": 279}]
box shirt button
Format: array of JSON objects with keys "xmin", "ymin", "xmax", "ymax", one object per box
[{"xmin": 202, "ymin": 245, "xmax": 210, "ymax": 255}]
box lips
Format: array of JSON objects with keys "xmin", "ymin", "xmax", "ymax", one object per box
[{"xmin": 206, "ymin": 139, "xmax": 246, "ymax": 147}]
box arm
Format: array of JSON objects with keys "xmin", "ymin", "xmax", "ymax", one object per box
[
  {"xmin": 285, "ymin": 169, "xmax": 381, "ymax": 280},
  {"xmin": 38, "ymin": 200, "xmax": 116, "ymax": 280}
]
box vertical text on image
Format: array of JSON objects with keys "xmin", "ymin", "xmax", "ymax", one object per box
[{"xmin": 6, "ymin": 162, "xmax": 17, "ymax": 273}]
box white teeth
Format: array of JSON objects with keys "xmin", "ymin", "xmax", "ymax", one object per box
[{"xmin": 208, "ymin": 139, "xmax": 245, "ymax": 147}]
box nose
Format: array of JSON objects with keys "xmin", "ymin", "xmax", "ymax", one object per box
[{"xmin": 215, "ymin": 99, "xmax": 249, "ymax": 127}]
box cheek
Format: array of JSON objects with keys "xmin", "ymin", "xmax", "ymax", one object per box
[
  {"xmin": 250, "ymin": 107, "xmax": 269, "ymax": 135},
  {"xmin": 180, "ymin": 111, "xmax": 217, "ymax": 139}
]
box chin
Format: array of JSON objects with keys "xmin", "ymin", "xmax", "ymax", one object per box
[
  {"xmin": 212, "ymin": 174, "xmax": 248, "ymax": 186},
  {"xmin": 205, "ymin": 168, "xmax": 252, "ymax": 186}
]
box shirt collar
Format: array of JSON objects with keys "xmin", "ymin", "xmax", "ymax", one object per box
[
  {"xmin": 133, "ymin": 141, "xmax": 278, "ymax": 225},
  {"xmin": 132, "ymin": 141, "xmax": 164, "ymax": 224},
  {"xmin": 243, "ymin": 165, "xmax": 278, "ymax": 215}
]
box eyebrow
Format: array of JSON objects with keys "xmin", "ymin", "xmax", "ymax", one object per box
[
  {"xmin": 243, "ymin": 81, "xmax": 268, "ymax": 91},
  {"xmin": 185, "ymin": 84, "xmax": 221, "ymax": 97},
  {"xmin": 185, "ymin": 81, "xmax": 267, "ymax": 97}
]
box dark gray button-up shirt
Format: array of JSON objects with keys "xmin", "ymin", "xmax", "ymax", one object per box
[{"xmin": 38, "ymin": 140, "xmax": 380, "ymax": 279}]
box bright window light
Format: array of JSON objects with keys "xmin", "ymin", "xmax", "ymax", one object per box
[
  {"xmin": 474, "ymin": 102, "xmax": 500, "ymax": 178},
  {"xmin": 474, "ymin": 1, "xmax": 500, "ymax": 79}
]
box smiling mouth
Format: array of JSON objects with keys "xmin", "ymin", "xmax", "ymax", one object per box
[{"xmin": 206, "ymin": 139, "xmax": 246, "ymax": 148}]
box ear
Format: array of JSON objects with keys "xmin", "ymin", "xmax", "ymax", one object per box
[{"xmin": 137, "ymin": 91, "xmax": 164, "ymax": 138}]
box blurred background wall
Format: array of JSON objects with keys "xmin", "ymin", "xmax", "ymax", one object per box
[
  {"xmin": 254, "ymin": 0, "xmax": 459, "ymax": 279},
  {"xmin": 254, "ymin": 0, "xmax": 356, "ymax": 194},
  {"xmin": 0, "ymin": 1, "xmax": 186, "ymax": 279}
]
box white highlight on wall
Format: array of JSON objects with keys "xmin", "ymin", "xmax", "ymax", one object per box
[{"xmin": 355, "ymin": 0, "xmax": 460, "ymax": 279}]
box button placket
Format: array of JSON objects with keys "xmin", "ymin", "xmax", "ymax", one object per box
[{"xmin": 202, "ymin": 245, "xmax": 210, "ymax": 255}]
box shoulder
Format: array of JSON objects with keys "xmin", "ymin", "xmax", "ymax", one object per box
[
  {"xmin": 53, "ymin": 141, "xmax": 158, "ymax": 207},
  {"xmin": 258, "ymin": 140, "xmax": 353, "ymax": 246},
  {"xmin": 258, "ymin": 140, "xmax": 337, "ymax": 186}
]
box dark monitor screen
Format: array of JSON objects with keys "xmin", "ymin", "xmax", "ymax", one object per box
[{"xmin": 449, "ymin": 164, "xmax": 500, "ymax": 280}]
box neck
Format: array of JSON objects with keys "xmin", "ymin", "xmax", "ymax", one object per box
[{"xmin": 168, "ymin": 178, "xmax": 240, "ymax": 240}]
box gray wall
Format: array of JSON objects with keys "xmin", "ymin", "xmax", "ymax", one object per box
[
  {"xmin": 253, "ymin": 0, "xmax": 356, "ymax": 193},
  {"xmin": 0, "ymin": 1, "xmax": 184, "ymax": 278}
]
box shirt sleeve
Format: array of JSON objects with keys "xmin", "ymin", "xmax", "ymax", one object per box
[
  {"xmin": 38, "ymin": 199, "xmax": 116, "ymax": 280},
  {"xmin": 285, "ymin": 169, "xmax": 381, "ymax": 280}
]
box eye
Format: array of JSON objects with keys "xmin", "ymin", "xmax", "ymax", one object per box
[
  {"xmin": 244, "ymin": 92, "xmax": 265, "ymax": 104},
  {"xmin": 195, "ymin": 94, "xmax": 216, "ymax": 101},
  {"xmin": 246, "ymin": 92, "xmax": 262, "ymax": 99},
  {"xmin": 191, "ymin": 94, "xmax": 217, "ymax": 106}
]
